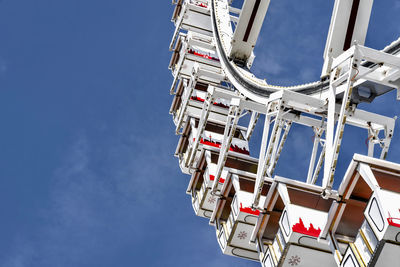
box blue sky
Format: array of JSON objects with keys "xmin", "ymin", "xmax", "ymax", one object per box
[{"xmin": 0, "ymin": 0, "xmax": 399, "ymax": 266}]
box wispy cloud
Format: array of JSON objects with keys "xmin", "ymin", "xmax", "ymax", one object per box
[
  {"xmin": 254, "ymin": 52, "xmax": 284, "ymax": 76},
  {"xmin": 2, "ymin": 237, "xmax": 35, "ymax": 267},
  {"xmin": 251, "ymin": 0, "xmax": 328, "ymax": 85},
  {"xmin": 300, "ymin": 67, "xmax": 317, "ymax": 82},
  {"xmin": 3, "ymin": 127, "xmax": 181, "ymax": 266}
]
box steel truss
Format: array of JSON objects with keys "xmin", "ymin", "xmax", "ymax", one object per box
[{"xmin": 167, "ymin": 0, "xmax": 400, "ymax": 266}]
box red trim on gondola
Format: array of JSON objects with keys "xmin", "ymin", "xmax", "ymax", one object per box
[
  {"xmin": 209, "ymin": 175, "xmax": 225, "ymax": 183},
  {"xmin": 196, "ymin": 2, "xmax": 207, "ymax": 8},
  {"xmin": 388, "ymin": 218, "xmax": 400, "ymax": 227},
  {"xmin": 292, "ymin": 218, "xmax": 321, "ymax": 237},
  {"xmin": 199, "ymin": 138, "xmax": 250, "ymax": 155},
  {"xmin": 240, "ymin": 203, "xmax": 260, "ymax": 216},
  {"xmin": 388, "ymin": 211, "xmax": 400, "ymax": 227},
  {"xmin": 190, "ymin": 96, "xmax": 229, "ymax": 109},
  {"xmin": 187, "ymin": 49, "xmax": 220, "ymax": 62},
  {"xmin": 200, "ymin": 138, "xmax": 221, "ymax": 149},
  {"xmin": 231, "ymin": 144, "xmax": 250, "ymax": 155},
  {"xmin": 190, "ymin": 96, "xmax": 205, "ymax": 103}
]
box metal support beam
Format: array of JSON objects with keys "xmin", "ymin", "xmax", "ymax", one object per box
[
  {"xmin": 327, "ymin": 229, "xmax": 343, "ymax": 266},
  {"xmin": 186, "ymin": 87, "xmax": 215, "ymax": 167},
  {"xmin": 322, "ymin": 0, "xmax": 373, "ymax": 77},
  {"xmin": 245, "ymin": 111, "xmax": 259, "ymax": 141},
  {"xmin": 175, "ymin": 65, "xmax": 200, "ymax": 134},
  {"xmin": 169, "ymin": 1, "xmax": 187, "ymax": 51},
  {"xmin": 311, "ymin": 145, "xmax": 326, "ymax": 185},
  {"xmin": 307, "ymin": 128, "xmax": 324, "ymax": 184},
  {"xmin": 367, "ymin": 126, "xmax": 378, "ymax": 157},
  {"xmin": 169, "ymin": 41, "xmax": 188, "ymax": 94},
  {"xmin": 252, "ymin": 104, "xmax": 283, "ymax": 208},
  {"xmin": 211, "ymin": 98, "xmax": 242, "ymax": 193},
  {"xmin": 323, "ymin": 55, "xmax": 358, "ymax": 196},
  {"xmin": 250, "ymin": 181, "xmax": 278, "ymax": 243},
  {"xmin": 268, "ymin": 121, "xmax": 292, "ymax": 176},
  {"xmin": 229, "ymin": 0, "xmax": 271, "ymax": 65},
  {"xmin": 266, "ymin": 120, "xmax": 284, "ymax": 176},
  {"xmin": 252, "ymin": 110, "xmax": 271, "ymax": 209}
]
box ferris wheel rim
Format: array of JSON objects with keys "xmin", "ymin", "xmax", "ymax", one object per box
[{"xmin": 210, "ymin": 0, "xmax": 400, "ymax": 103}]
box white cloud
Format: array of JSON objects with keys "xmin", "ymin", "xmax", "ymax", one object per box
[
  {"xmin": 249, "ymin": 0, "xmax": 328, "ymax": 86},
  {"xmin": 3, "ymin": 128, "xmax": 181, "ymax": 266},
  {"xmin": 256, "ymin": 57, "xmax": 284, "ymax": 76},
  {"xmin": 1, "ymin": 237, "xmax": 35, "ymax": 267},
  {"xmin": 300, "ymin": 67, "xmax": 317, "ymax": 82}
]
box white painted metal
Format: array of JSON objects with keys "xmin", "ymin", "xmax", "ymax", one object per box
[
  {"xmin": 323, "ymin": 44, "xmax": 400, "ymax": 196},
  {"xmin": 229, "ymin": 0, "xmax": 271, "ymax": 66},
  {"xmin": 186, "ymin": 87, "xmax": 215, "ymax": 167},
  {"xmin": 307, "ymin": 128, "xmax": 324, "ymax": 184},
  {"xmin": 246, "ymin": 111, "xmax": 259, "ymax": 141},
  {"xmin": 211, "ymin": 99, "xmax": 241, "ymax": 193},
  {"xmin": 252, "ymin": 106, "xmax": 282, "ymax": 208},
  {"xmin": 268, "ymin": 121, "xmax": 291, "ymax": 176},
  {"xmin": 323, "ymin": 55, "xmax": 357, "ymax": 196},
  {"xmin": 322, "ymin": 0, "xmax": 374, "ymax": 77},
  {"xmin": 167, "ymin": 1, "xmax": 400, "ymax": 266}
]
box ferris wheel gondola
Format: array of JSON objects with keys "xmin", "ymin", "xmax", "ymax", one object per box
[{"xmin": 168, "ymin": 0, "xmax": 400, "ymax": 266}]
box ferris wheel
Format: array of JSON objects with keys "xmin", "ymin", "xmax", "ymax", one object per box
[{"xmin": 168, "ymin": 0, "xmax": 400, "ymax": 266}]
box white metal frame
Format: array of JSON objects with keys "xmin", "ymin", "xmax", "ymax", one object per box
[
  {"xmin": 167, "ymin": 1, "xmax": 400, "ymax": 266},
  {"xmin": 323, "ymin": 44, "xmax": 400, "ymax": 196}
]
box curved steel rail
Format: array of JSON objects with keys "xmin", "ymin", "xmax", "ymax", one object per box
[{"xmin": 210, "ymin": 0, "xmax": 400, "ymax": 103}]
